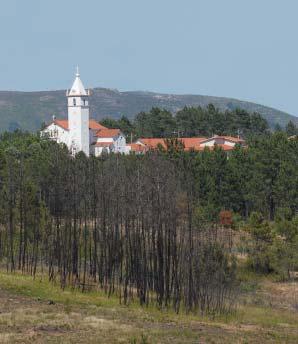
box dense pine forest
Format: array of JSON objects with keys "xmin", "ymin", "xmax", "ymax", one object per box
[
  {"xmin": 0, "ymin": 108, "xmax": 297, "ymax": 317},
  {"xmin": 100, "ymin": 106, "xmax": 295, "ymax": 138}
]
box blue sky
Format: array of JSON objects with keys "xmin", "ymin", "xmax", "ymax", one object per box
[{"xmin": 0, "ymin": 0, "xmax": 298, "ymax": 116}]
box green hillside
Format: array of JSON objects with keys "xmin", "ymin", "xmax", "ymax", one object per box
[{"xmin": 0, "ymin": 88, "xmax": 296, "ymax": 132}]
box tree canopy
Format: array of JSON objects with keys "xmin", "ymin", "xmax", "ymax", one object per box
[{"xmin": 100, "ymin": 105, "xmax": 270, "ymax": 139}]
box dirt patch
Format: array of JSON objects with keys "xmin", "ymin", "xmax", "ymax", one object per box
[
  {"xmin": 35, "ymin": 325, "xmax": 69, "ymax": 333},
  {"xmin": 261, "ymin": 280, "xmax": 298, "ymax": 311}
]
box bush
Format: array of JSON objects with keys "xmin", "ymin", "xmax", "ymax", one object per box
[{"xmin": 246, "ymin": 212, "xmax": 298, "ymax": 279}]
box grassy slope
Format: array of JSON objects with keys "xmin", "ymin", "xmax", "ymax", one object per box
[
  {"xmin": 0, "ymin": 271, "xmax": 297, "ymax": 343},
  {"xmin": 0, "ymin": 89, "xmax": 297, "ymax": 132}
]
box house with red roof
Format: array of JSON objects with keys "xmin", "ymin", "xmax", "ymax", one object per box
[
  {"xmin": 199, "ymin": 135, "xmax": 245, "ymax": 149},
  {"xmin": 127, "ymin": 135, "xmax": 245, "ymax": 153},
  {"xmin": 92, "ymin": 128, "xmax": 127, "ymax": 155}
]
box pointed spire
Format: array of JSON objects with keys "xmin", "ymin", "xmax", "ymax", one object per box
[{"xmin": 69, "ymin": 66, "xmax": 87, "ymax": 96}]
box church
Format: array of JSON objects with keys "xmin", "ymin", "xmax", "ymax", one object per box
[
  {"xmin": 41, "ymin": 68, "xmax": 127, "ymax": 156},
  {"xmin": 42, "ymin": 69, "xmax": 245, "ymax": 156}
]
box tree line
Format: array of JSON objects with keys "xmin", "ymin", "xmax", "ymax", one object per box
[
  {"xmin": 101, "ymin": 105, "xmax": 274, "ymax": 139},
  {"xmin": 0, "ymin": 128, "xmax": 297, "ymax": 315},
  {"xmin": 0, "ymin": 131, "xmax": 238, "ymax": 315}
]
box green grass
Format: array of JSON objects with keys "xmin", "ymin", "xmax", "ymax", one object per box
[
  {"xmin": 237, "ymin": 305, "xmax": 298, "ymax": 327},
  {"xmin": 0, "ymin": 270, "xmax": 297, "ymax": 343},
  {"xmin": 0, "ymin": 270, "xmax": 296, "ymax": 327},
  {"xmin": 0, "ymin": 271, "xmax": 119, "ymax": 308}
]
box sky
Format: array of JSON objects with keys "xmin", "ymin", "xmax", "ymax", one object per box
[{"xmin": 0, "ymin": 0, "xmax": 298, "ymax": 116}]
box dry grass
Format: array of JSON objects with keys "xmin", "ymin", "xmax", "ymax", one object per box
[{"xmin": 0, "ymin": 271, "xmax": 297, "ymax": 343}]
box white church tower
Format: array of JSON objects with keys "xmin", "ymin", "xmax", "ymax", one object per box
[{"xmin": 67, "ymin": 67, "xmax": 90, "ymax": 156}]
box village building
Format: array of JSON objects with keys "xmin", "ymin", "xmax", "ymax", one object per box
[
  {"xmin": 42, "ymin": 69, "xmax": 245, "ymax": 156},
  {"xmin": 41, "ymin": 68, "xmax": 127, "ymax": 157},
  {"xmin": 128, "ymin": 135, "xmax": 245, "ymax": 153}
]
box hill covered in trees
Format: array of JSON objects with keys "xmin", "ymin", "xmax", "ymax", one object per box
[{"xmin": 0, "ymin": 88, "xmax": 297, "ymax": 132}]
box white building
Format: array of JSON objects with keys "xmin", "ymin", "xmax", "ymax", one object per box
[{"xmin": 42, "ymin": 69, "xmax": 127, "ymax": 157}]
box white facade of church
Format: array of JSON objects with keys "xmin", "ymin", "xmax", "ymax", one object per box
[{"xmin": 41, "ymin": 69, "xmax": 128, "ymax": 157}]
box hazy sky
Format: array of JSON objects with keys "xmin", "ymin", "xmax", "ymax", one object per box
[{"xmin": 0, "ymin": 0, "xmax": 297, "ymax": 115}]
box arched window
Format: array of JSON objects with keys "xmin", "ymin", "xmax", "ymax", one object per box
[{"xmin": 73, "ymin": 98, "xmax": 76, "ymax": 106}]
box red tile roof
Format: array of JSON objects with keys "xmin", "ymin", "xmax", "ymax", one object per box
[
  {"xmin": 94, "ymin": 142, "xmax": 113, "ymax": 147},
  {"xmin": 180, "ymin": 137, "xmax": 206, "ymax": 150},
  {"xmin": 50, "ymin": 119, "xmax": 107, "ymax": 131},
  {"xmin": 137, "ymin": 136, "xmax": 244, "ymax": 152},
  {"xmin": 138, "ymin": 137, "xmax": 206, "ymax": 150},
  {"xmin": 89, "ymin": 119, "xmax": 107, "ymax": 130},
  {"xmin": 127, "ymin": 143, "xmax": 148, "ymax": 153},
  {"xmin": 54, "ymin": 119, "xmax": 69, "ymax": 130},
  {"xmin": 96, "ymin": 129, "xmax": 121, "ymax": 138},
  {"xmin": 138, "ymin": 138, "xmax": 167, "ymax": 149}
]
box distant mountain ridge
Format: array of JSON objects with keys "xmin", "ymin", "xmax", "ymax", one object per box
[{"xmin": 0, "ymin": 88, "xmax": 296, "ymax": 132}]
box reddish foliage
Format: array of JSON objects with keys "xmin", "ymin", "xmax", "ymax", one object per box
[{"xmin": 220, "ymin": 210, "xmax": 233, "ymax": 226}]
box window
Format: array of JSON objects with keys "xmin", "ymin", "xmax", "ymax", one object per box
[
  {"xmin": 83, "ymin": 99, "xmax": 86, "ymax": 106},
  {"xmin": 73, "ymin": 98, "xmax": 76, "ymax": 106}
]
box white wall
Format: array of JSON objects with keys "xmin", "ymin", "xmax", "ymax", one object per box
[
  {"xmin": 94, "ymin": 133, "xmax": 127, "ymax": 154},
  {"xmin": 201, "ymin": 138, "xmax": 235, "ymax": 147},
  {"xmin": 93, "ymin": 133, "xmax": 127, "ymax": 155},
  {"xmin": 42, "ymin": 123, "xmax": 70, "ymax": 147},
  {"xmin": 113, "ymin": 134, "xmax": 126, "ymax": 153},
  {"xmin": 42, "ymin": 125, "xmax": 128, "ymax": 156},
  {"xmin": 68, "ymin": 98, "xmax": 90, "ymax": 156},
  {"xmin": 96, "ymin": 137, "xmax": 114, "ymax": 143},
  {"xmin": 94, "ymin": 146, "xmax": 111, "ymax": 156},
  {"xmin": 125, "ymin": 145, "xmax": 132, "ymax": 154}
]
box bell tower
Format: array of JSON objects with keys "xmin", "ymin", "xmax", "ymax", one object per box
[{"xmin": 67, "ymin": 67, "xmax": 90, "ymax": 156}]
